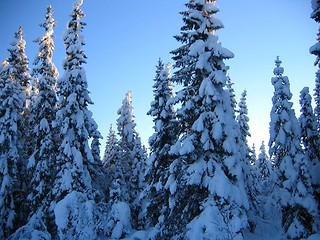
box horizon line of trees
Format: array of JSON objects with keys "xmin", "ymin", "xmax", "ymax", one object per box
[{"xmin": 0, "ymin": 0, "xmax": 319, "ymax": 239}]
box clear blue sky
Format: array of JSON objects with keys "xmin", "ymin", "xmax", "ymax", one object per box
[{"xmin": 0, "ymin": 0, "xmax": 317, "ymax": 153}]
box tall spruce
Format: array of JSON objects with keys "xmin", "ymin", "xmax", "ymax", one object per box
[
  {"xmin": 102, "ymin": 124, "xmax": 119, "ymax": 167},
  {"xmin": 27, "ymin": 6, "xmax": 58, "ymax": 222},
  {"xmin": 226, "ymin": 75, "xmax": 237, "ymax": 117},
  {"xmin": 299, "ymin": 87, "xmax": 320, "ymax": 215},
  {"xmin": 237, "ymin": 90, "xmax": 250, "ymax": 143},
  {"xmin": 0, "ymin": 61, "xmax": 23, "ymax": 238},
  {"xmin": 236, "ymin": 90, "xmax": 257, "ymax": 231},
  {"xmin": 254, "ymin": 142, "xmax": 275, "ymax": 222},
  {"xmin": 310, "ymin": 0, "xmax": 320, "ymax": 130},
  {"xmin": 51, "ymin": 1, "xmax": 105, "ymax": 238},
  {"xmin": 256, "ymin": 142, "xmax": 273, "ymax": 183},
  {"xmin": 0, "ymin": 28, "xmax": 30, "ymax": 238},
  {"xmin": 142, "ymin": 59, "xmax": 177, "ymax": 228},
  {"xmin": 116, "ymin": 91, "xmax": 138, "ymax": 203},
  {"xmin": 115, "ymin": 91, "xmax": 146, "ymax": 230},
  {"xmin": 269, "ymin": 57, "xmax": 318, "ymax": 239},
  {"xmin": 159, "ymin": 0, "xmax": 249, "ymax": 238}
]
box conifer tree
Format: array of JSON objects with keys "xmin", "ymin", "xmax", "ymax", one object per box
[
  {"xmin": 51, "ymin": 1, "xmax": 105, "ymax": 238},
  {"xmin": 236, "ymin": 90, "xmax": 257, "ymax": 231},
  {"xmin": 0, "ymin": 62, "xmax": 20, "ymax": 238},
  {"xmin": 112, "ymin": 92, "xmax": 146, "ymax": 229},
  {"xmin": 311, "ymin": 0, "xmax": 320, "ymax": 22},
  {"xmin": 310, "ymin": 0, "xmax": 320, "ymax": 130},
  {"xmin": 237, "ymin": 90, "xmax": 250, "ymax": 143},
  {"xmin": 299, "ymin": 87, "xmax": 320, "ymax": 213},
  {"xmin": 269, "ymin": 57, "xmax": 318, "ymax": 239},
  {"xmin": 9, "ymin": 27, "xmax": 31, "ymax": 164},
  {"xmin": 7, "ymin": 26, "xmax": 31, "ymax": 93},
  {"xmin": 250, "ymin": 143, "xmax": 257, "ymax": 165},
  {"xmin": 6, "ymin": 26, "xmax": 31, "ymax": 182},
  {"xmin": 147, "ymin": 60, "xmax": 176, "ymax": 169},
  {"xmin": 27, "ymin": 6, "xmax": 58, "ymax": 221},
  {"xmin": 254, "ymin": 141, "xmax": 274, "ymax": 221},
  {"xmin": 102, "ymin": 125, "xmax": 120, "ymax": 209},
  {"xmin": 116, "ymin": 91, "xmax": 138, "ymax": 202},
  {"xmin": 0, "ymin": 29, "xmax": 29, "ymax": 238},
  {"xmin": 160, "ymin": 0, "xmax": 248, "ymax": 238},
  {"xmin": 102, "ymin": 124, "xmax": 119, "ymax": 167},
  {"xmin": 142, "ymin": 59, "xmax": 177, "ymax": 228},
  {"xmin": 256, "ymin": 142, "xmax": 272, "ymax": 182},
  {"xmin": 226, "ymin": 75, "xmax": 237, "ymax": 116}
]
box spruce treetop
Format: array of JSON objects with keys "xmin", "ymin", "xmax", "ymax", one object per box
[
  {"xmin": 7, "ymin": 26, "xmax": 31, "ymax": 90},
  {"xmin": 311, "ymin": 0, "xmax": 320, "ymax": 22}
]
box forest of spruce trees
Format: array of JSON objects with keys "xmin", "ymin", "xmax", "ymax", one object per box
[{"xmin": 0, "ymin": 0, "xmax": 319, "ymax": 239}]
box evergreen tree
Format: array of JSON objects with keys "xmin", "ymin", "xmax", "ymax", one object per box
[
  {"xmin": 250, "ymin": 143, "xmax": 257, "ymax": 164},
  {"xmin": 102, "ymin": 124, "xmax": 119, "ymax": 167},
  {"xmin": 237, "ymin": 90, "xmax": 251, "ymax": 142},
  {"xmin": 102, "ymin": 125, "xmax": 121, "ymax": 208},
  {"xmin": 7, "ymin": 26, "xmax": 31, "ymax": 93},
  {"xmin": 0, "ymin": 26, "xmax": 32, "ymax": 238},
  {"xmin": 26, "ymin": 6, "xmax": 58, "ymax": 223},
  {"xmin": 114, "ymin": 91, "xmax": 146, "ymax": 230},
  {"xmin": 256, "ymin": 142, "xmax": 273, "ymax": 182},
  {"xmin": 299, "ymin": 87, "xmax": 320, "ymax": 214},
  {"xmin": 6, "ymin": 26, "xmax": 31, "ymax": 183},
  {"xmin": 105, "ymin": 91, "xmax": 146, "ymax": 236},
  {"xmin": 236, "ymin": 90, "xmax": 257, "ymax": 231},
  {"xmin": 142, "ymin": 59, "xmax": 177, "ymax": 228},
  {"xmin": 159, "ymin": 1, "xmax": 248, "ymax": 238},
  {"xmin": 226, "ymin": 75, "xmax": 237, "ymax": 117},
  {"xmin": 130, "ymin": 132, "xmax": 147, "ymax": 224},
  {"xmin": 0, "ymin": 35, "xmax": 27, "ymax": 238},
  {"xmin": 116, "ymin": 91, "xmax": 138, "ymax": 203},
  {"xmin": 311, "ymin": 0, "xmax": 320, "ymax": 22},
  {"xmin": 310, "ymin": 0, "xmax": 320, "ymax": 130},
  {"xmin": 269, "ymin": 57, "xmax": 318, "ymax": 239},
  {"xmin": 0, "ymin": 61, "xmax": 20, "ymax": 239},
  {"xmin": 51, "ymin": 1, "xmax": 106, "ymax": 238},
  {"xmin": 254, "ymin": 142, "xmax": 274, "ymax": 220}
]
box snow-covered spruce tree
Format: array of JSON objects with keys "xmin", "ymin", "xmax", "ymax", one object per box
[
  {"xmin": 26, "ymin": 5, "xmax": 58, "ymax": 224},
  {"xmin": 256, "ymin": 142, "xmax": 273, "ymax": 186},
  {"xmin": 158, "ymin": 1, "xmax": 249, "ymax": 238},
  {"xmin": 253, "ymin": 141, "xmax": 275, "ymax": 222},
  {"xmin": 236, "ymin": 90, "xmax": 258, "ymax": 232},
  {"xmin": 103, "ymin": 124, "xmax": 131, "ymax": 239},
  {"xmin": 237, "ymin": 90, "xmax": 250, "ymax": 146},
  {"xmin": 51, "ymin": 1, "xmax": 106, "ymax": 239},
  {"xmin": 102, "ymin": 124, "xmax": 119, "ymax": 167},
  {"xmin": 102, "ymin": 125, "xmax": 121, "ymax": 208},
  {"xmin": 115, "ymin": 91, "xmax": 146, "ymax": 228},
  {"xmin": 8, "ymin": 26, "xmax": 31, "ymax": 165},
  {"xmin": 131, "ymin": 133, "xmax": 148, "ymax": 225},
  {"xmin": 141, "ymin": 59, "xmax": 178, "ymax": 229},
  {"xmin": 311, "ymin": 0, "xmax": 320, "ymax": 22},
  {"xmin": 0, "ymin": 61, "xmax": 19, "ymax": 239},
  {"xmin": 310, "ymin": 0, "xmax": 320, "ymax": 130},
  {"xmin": 116, "ymin": 91, "xmax": 138, "ymax": 202},
  {"xmin": 7, "ymin": 26, "xmax": 31, "ymax": 177},
  {"xmin": 7, "ymin": 26, "xmax": 31, "ymax": 92},
  {"xmin": 0, "ymin": 27, "xmax": 31, "ymax": 238},
  {"xmin": 269, "ymin": 57, "xmax": 318, "ymax": 239},
  {"xmin": 226, "ymin": 75, "xmax": 237, "ymax": 117},
  {"xmin": 0, "ymin": 54, "xmax": 26, "ymax": 239},
  {"xmin": 299, "ymin": 87, "xmax": 320, "ymax": 214},
  {"xmin": 250, "ymin": 143, "xmax": 257, "ymax": 165}
]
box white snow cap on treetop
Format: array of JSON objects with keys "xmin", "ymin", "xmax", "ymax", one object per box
[
  {"xmin": 195, "ymin": 0, "xmax": 217, "ymax": 4},
  {"xmin": 273, "ymin": 56, "xmax": 284, "ymax": 76},
  {"xmin": 74, "ymin": 0, "xmax": 83, "ymax": 7}
]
